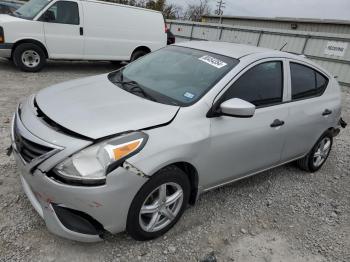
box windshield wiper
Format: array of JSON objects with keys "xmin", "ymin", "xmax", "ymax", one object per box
[
  {"xmin": 13, "ymin": 10, "xmax": 22, "ymax": 16},
  {"xmin": 113, "ymin": 79, "xmax": 158, "ymax": 102}
]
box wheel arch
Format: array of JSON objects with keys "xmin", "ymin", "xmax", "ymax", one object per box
[
  {"xmin": 131, "ymin": 46, "xmax": 151, "ymax": 57},
  {"xmin": 151, "ymin": 162, "xmax": 199, "ymax": 206},
  {"xmin": 12, "ymin": 39, "xmax": 48, "ymax": 58},
  {"xmin": 327, "ymin": 126, "xmax": 340, "ymax": 137}
]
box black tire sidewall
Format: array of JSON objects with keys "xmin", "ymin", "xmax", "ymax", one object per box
[
  {"xmin": 13, "ymin": 43, "xmax": 46, "ymax": 72},
  {"xmin": 130, "ymin": 50, "xmax": 147, "ymax": 62},
  {"xmin": 126, "ymin": 166, "xmax": 190, "ymax": 241},
  {"xmin": 308, "ymin": 132, "xmax": 333, "ymax": 172}
]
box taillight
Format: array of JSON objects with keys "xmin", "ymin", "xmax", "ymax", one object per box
[
  {"xmin": 0, "ymin": 27, "xmax": 4, "ymax": 43},
  {"xmin": 163, "ymin": 16, "xmax": 168, "ymax": 33}
]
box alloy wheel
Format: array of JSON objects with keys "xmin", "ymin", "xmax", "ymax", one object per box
[
  {"xmin": 313, "ymin": 137, "xmax": 331, "ymax": 167},
  {"xmin": 139, "ymin": 182, "xmax": 183, "ymax": 232}
]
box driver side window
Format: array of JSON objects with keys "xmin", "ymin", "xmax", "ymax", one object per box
[
  {"xmin": 40, "ymin": 1, "xmax": 79, "ymax": 25},
  {"xmin": 222, "ymin": 61, "xmax": 284, "ymax": 107}
]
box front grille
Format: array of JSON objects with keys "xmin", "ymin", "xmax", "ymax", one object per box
[{"xmin": 14, "ymin": 126, "xmax": 53, "ymax": 163}]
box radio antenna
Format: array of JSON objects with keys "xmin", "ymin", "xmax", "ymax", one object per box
[{"xmin": 280, "ymin": 42, "xmax": 288, "ymax": 51}]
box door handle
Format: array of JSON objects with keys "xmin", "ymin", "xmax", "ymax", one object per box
[
  {"xmin": 270, "ymin": 119, "xmax": 285, "ymax": 128},
  {"xmin": 79, "ymin": 27, "xmax": 84, "ymax": 36},
  {"xmin": 322, "ymin": 109, "xmax": 332, "ymax": 116}
]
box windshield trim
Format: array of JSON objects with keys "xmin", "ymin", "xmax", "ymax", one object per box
[{"xmin": 108, "ymin": 46, "xmax": 239, "ymax": 107}]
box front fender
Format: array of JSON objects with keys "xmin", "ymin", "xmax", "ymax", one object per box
[{"xmin": 127, "ymin": 108, "xmax": 211, "ymax": 183}]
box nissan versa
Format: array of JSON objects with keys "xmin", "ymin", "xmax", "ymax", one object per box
[{"xmin": 10, "ymin": 41, "xmax": 346, "ymax": 242}]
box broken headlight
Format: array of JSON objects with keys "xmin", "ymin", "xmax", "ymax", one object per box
[{"xmin": 53, "ymin": 132, "xmax": 148, "ymax": 185}]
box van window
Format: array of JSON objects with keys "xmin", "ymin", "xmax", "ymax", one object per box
[
  {"xmin": 42, "ymin": 1, "xmax": 79, "ymax": 25},
  {"xmin": 290, "ymin": 63, "xmax": 328, "ymax": 100},
  {"xmin": 13, "ymin": 0, "xmax": 51, "ymax": 20},
  {"xmin": 222, "ymin": 61, "xmax": 283, "ymax": 107}
]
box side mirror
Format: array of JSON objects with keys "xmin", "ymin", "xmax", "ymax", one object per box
[
  {"xmin": 40, "ymin": 10, "xmax": 55, "ymax": 22},
  {"xmin": 220, "ymin": 98, "xmax": 256, "ymax": 118}
]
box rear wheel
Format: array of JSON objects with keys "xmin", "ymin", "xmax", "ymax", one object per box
[
  {"xmin": 13, "ymin": 43, "xmax": 46, "ymax": 72},
  {"xmin": 126, "ymin": 166, "xmax": 190, "ymax": 241},
  {"xmin": 297, "ymin": 132, "xmax": 333, "ymax": 172},
  {"xmin": 130, "ymin": 49, "xmax": 148, "ymax": 62}
]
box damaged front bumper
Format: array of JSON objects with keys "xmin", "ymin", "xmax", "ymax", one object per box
[
  {"xmin": 15, "ymin": 155, "xmax": 148, "ymax": 242},
  {"xmin": 10, "ymin": 101, "xmax": 149, "ymax": 242},
  {"xmin": 13, "ymin": 145, "xmax": 148, "ymax": 242}
]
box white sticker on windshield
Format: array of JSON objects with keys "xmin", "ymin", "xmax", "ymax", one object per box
[
  {"xmin": 199, "ymin": 55, "xmax": 227, "ymax": 69},
  {"xmin": 183, "ymin": 92, "xmax": 195, "ymax": 99}
]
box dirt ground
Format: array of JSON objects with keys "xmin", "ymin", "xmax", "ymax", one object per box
[{"xmin": 0, "ymin": 59, "xmax": 349, "ymax": 262}]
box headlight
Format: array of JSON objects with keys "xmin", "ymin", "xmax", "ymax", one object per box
[{"xmin": 53, "ymin": 132, "xmax": 148, "ymax": 185}]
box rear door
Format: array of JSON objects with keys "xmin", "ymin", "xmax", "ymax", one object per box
[
  {"xmin": 204, "ymin": 59, "xmax": 289, "ymax": 188},
  {"xmin": 40, "ymin": 0, "xmax": 84, "ymax": 59},
  {"xmin": 281, "ymin": 60, "xmax": 333, "ymax": 161}
]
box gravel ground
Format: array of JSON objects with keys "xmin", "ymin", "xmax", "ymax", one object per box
[{"xmin": 0, "ymin": 58, "xmax": 349, "ymax": 262}]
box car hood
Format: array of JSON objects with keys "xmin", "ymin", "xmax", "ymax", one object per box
[{"xmin": 35, "ymin": 74, "xmax": 179, "ymax": 139}]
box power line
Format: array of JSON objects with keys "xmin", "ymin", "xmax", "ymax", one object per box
[{"xmin": 215, "ymin": 0, "xmax": 225, "ymax": 16}]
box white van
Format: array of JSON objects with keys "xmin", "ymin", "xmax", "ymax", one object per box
[{"xmin": 0, "ymin": 0, "xmax": 167, "ymax": 72}]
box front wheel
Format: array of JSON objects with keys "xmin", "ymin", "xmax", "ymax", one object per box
[
  {"xmin": 126, "ymin": 166, "xmax": 190, "ymax": 241},
  {"xmin": 13, "ymin": 43, "xmax": 46, "ymax": 72},
  {"xmin": 297, "ymin": 132, "xmax": 333, "ymax": 172}
]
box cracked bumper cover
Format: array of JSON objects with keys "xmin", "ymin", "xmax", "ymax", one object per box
[{"xmin": 13, "ymin": 145, "xmax": 148, "ymax": 242}]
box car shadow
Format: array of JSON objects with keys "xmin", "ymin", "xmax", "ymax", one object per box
[{"xmin": 0, "ymin": 58, "xmax": 124, "ymax": 74}]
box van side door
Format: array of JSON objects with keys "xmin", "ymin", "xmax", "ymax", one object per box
[
  {"xmin": 39, "ymin": 0, "xmax": 84, "ymax": 59},
  {"xmin": 203, "ymin": 59, "xmax": 289, "ymax": 189}
]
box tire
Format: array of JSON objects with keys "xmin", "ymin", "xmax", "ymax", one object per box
[
  {"xmin": 110, "ymin": 61, "xmax": 122, "ymax": 65},
  {"xmin": 296, "ymin": 131, "xmax": 333, "ymax": 172},
  {"xmin": 126, "ymin": 166, "xmax": 190, "ymax": 241},
  {"xmin": 13, "ymin": 43, "xmax": 46, "ymax": 72},
  {"xmin": 130, "ymin": 49, "xmax": 148, "ymax": 62}
]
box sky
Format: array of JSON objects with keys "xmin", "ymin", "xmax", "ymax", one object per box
[{"xmin": 169, "ymin": 0, "xmax": 350, "ymax": 20}]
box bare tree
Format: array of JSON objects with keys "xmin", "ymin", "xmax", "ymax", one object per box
[
  {"xmin": 184, "ymin": 0, "xmax": 212, "ymax": 21},
  {"xmin": 102, "ymin": 0, "xmax": 183, "ymax": 19}
]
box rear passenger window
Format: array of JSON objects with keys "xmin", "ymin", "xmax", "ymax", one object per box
[
  {"xmin": 222, "ymin": 61, "xmax": 283, "ymax": 107},
  {"xmin": 43, "ymin": 1, "xmax": 79, "ymax": 25},
  {"xmin": 290, "ymin": 63, "xmax": 328, "ymax": 100}
]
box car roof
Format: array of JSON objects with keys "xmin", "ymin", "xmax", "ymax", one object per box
[
  {"xmin": 174, "ymin": 41, "xmax": 301, "ymax": 60},
  {"xmin": 173, "ymin": 41, "xmax": 332, "ymax": 77}
]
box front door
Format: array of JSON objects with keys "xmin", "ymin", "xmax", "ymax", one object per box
[
  {"xmin": 40, "ymin": 0, "xmax": 84, "ymax": 59},
  {"xmin": 203, "ymin": 60, "xmax": 289, "ymax": 189}
]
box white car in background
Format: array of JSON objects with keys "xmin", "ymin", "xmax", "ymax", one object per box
[{"xmin": 0, "ymin": 0, "xmax": 167, "ymax": 72}]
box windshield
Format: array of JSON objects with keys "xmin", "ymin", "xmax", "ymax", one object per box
[
  {"xmin": 13, "ymin": 0, "xmax": 51, "ymax": 19},
  {"xmin": 108, "ymin": 46, "xmax": 238, "ymax": 106}
]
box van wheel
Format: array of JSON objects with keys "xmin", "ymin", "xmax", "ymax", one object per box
[
  {"xmin": 297, "ymin": 132, "xmax": 333, "ymax": 172},
  {"xmin": 110, "ymin": 61, "xmax": 122, "ymax": 66},
  {"xmin": 126, "ymin": 166, "xmax": 190, "ymax": 241},
  {"xmin": 13, "ymin": 43, "xmax": 46, "ymax": 72},
  {"xmin": 130, "ymin": 50, "xmax": 148, "ymax": 62}
]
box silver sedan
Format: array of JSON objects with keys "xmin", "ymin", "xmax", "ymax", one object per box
[{"xmin": 10, "ymin": 41, "xmax": 346, "ymax": 242}]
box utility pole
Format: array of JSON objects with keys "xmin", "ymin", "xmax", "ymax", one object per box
[{"xmin": 215, "ymin": 0, "xmax": 225, "ymax": 24}]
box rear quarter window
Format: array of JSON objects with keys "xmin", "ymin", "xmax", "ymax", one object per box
[{"xmin": 290, "ymin": 62, "xmax": 328, "ymax": 100}]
